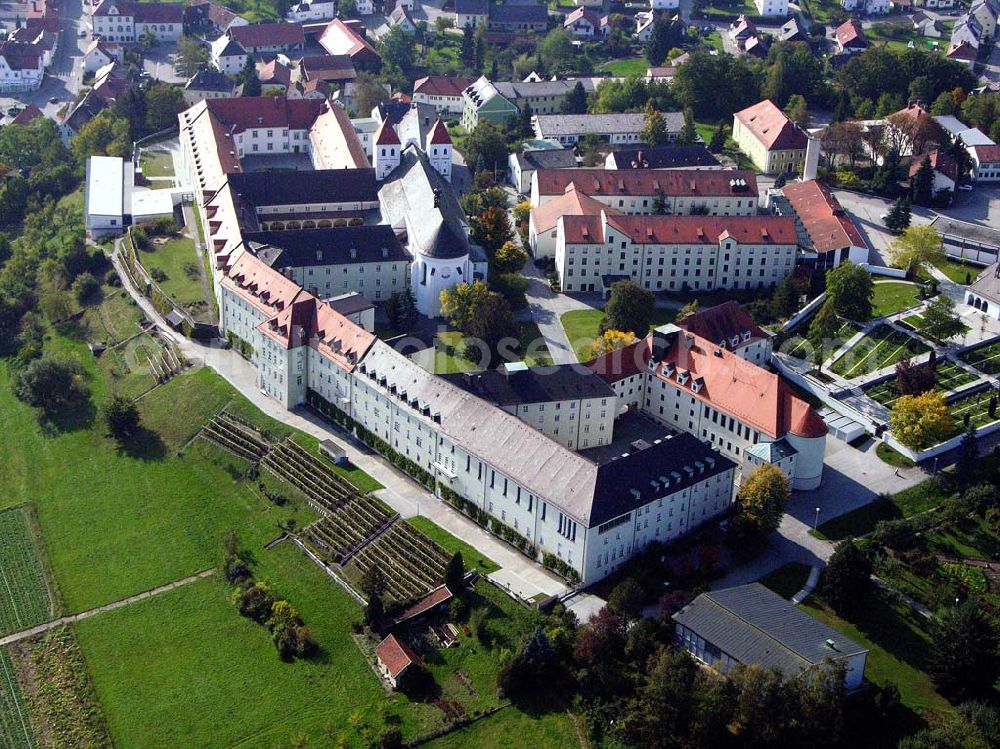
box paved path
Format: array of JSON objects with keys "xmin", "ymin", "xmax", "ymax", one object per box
[
  {"xmin": 792, "ymin": 566, "xmax": 821, "ymax": 604},
  {"xmin": 520, "ymin": 262, "xmax": 597, "ymax": 365},
  {"xmin": 0, "ymin": 569, "xmax": 215, "ymax": 647}
]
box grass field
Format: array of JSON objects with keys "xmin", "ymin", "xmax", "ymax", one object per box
[
  {"xmin": 813, "ymin": 478, "xmax": 949, "ymax": 541},
  {"xmin": 0, "ymin": 507, "xmax": 55, "ymax": 638},
  {"xmin": 601, "ymin": 57, "xmax": 647, "ymax": 77},
  {"xmin": 136, "ymin": 236, "xmax": 205, "ymax": 309},
  {"xmin": 959, "ymin": 340, "xmax": 1000, "ymax": 376},
  {"xmin": 876, "ymin": 441, "xmax": 916, "ymax": 469},
  {"xmin": 138, "ymin": 150, "xmax": 174, "ymax": 179},
  {"xmin": 406, "ymin": 516, "xmax": 500, "ymax": 574},
  {"xmin": 800, "ymin": 590, "xmax": 951, "ymax": 721},
  {"xmin": 560, "ymin": 308, "xmax": 677, "ymax": 361},
  {"xmin": 863, "ymin": 360, "xmax": 980, "ymax": 407},
  {"xmin": 932, "ymin": 256, "xmax": 980, "ymax": 285},
  {"xmin": 422, "ymin": 708, "xmax": 580, "ymax": 749},
  {"xmin": 0, "ymin": 648, "xmax": 34, "ymax": 749},
  {"xmin": 872, "ymin": 282, "xmax": 923, "ymax": 318},
  {"xmin": 829, "ymin": 324, "xmax": 929, "ymax": 379}
]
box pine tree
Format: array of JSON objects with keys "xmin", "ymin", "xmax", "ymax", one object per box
[
  {"xmin": 641, "ymin": 102, "xmax": 669, "ymax": 147},
  {"xmin": 677, "ymin": 108, "xmax": 697, "ymax": 145},
  {"xmin": 560, "ymin": 81, "xmax": 588, "ymax": 115},
  {"xmin": 884, "ymin": 195, "xmax": 911, "ymax": 234},
  {"xmin": 956, "ymin": 425, "xmax": 978, "ymax": 486},
  {"xmin": 460, "ymin": 25, "xmax": 474, "ymax": 67},
  {"xmin": 516, "ymin": 102, "xmax": 533, "ymax": 139},
  {"xmin": 832, "ymin": 89, "xmax": 852, "ymax": 123},
  {"xmin": 708, "ymin": 122, "xmax": 727, "ymax": 153},
  {"xmin": 871, "ymin": 148, "xmax": 899, "ymax": 196},
  {"xmin": 912, "ymin": 155, "xmax": 934, "ymax": 207},
  {"xmin": 240, "ymin": 56, "xmax": 261, "ymax": 97}
]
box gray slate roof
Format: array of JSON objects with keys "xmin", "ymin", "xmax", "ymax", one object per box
[
  {"xmin": 249, "ymin": 225, "xmax": 411, "ymax": 267},
  {"xmin": 378, "ymin": 146, "xmax": 471, "ymax": 260},
  {"xmin": 440, "ymin": 364, "xmax": 615, "ymax": 405},
  {"xmin": 513, "ymin": 148, "xmax": 578, "ymax": 171},
  {"xmin": 673, "ymin": 584, "xmax": 868, "ymax": 677},
  {"xmin": 534, "ymin": 112, "xmax": 683, "ymax": 137}
]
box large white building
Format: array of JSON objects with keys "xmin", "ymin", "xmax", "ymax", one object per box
[
  {"xmin": 89, "ymin": 0, "xmax": 183, "ymax": 42},
  {"xmin": 85, "ymin": 155, "xmax": 126, "ymax": 238},
  {"xmin": 0, "ymin": 42, "xmax": 45, "ymax": 93},
  {"xmin": 555, "ymin": 212, "xmax": 799, "ymax": 294}
]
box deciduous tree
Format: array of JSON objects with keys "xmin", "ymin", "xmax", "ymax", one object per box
[
  {"xmin": 102, "ymin": 393, "xmax": 141, "ymax": 442},
  {"xmin": 825, "ymin": 262, "xmax": 874, "ymax": 321},
  {"xmin": 929, "ymin": 601, "xmax": 999, "ymax": 699},
  {"xmin": 601, "ymin": 279, "xmax": 655, "ymax": 337},
  {"xmin": 729, "ymin": 463, "xmax": 789, "ymax": 548},
  {"xmin": 821, "ymin": 540, "xmax": 872, "ymax": 616},
  {"xmin": 890, "ymin": 390, "xmax": 953, "ymax": 449}
]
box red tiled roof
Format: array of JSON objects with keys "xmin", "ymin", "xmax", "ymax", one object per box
[
  {"xmin": 10, "ymin": 102, "xmax": 44, "ymax": 125},
  {"xmin": 428, "ymin": 119, "xmax": 452, "ymax": 145},
  {"xmin": 92, "ymin": 0, "xmax": 182, "ymax": 23},
  {"xmin": 562, "ymin": 214, "xmax": 797, "ymax": 246},
  {"xmin": 655, "ymin": 332, "xmax": 825, "ymax": 440},
  {"xmin": 676, "ymin": 300, "xmax": 766, "ymax": 346},
  {"xmin": 585, "ymin": 337, "xmax": 652, "ymax": 383},
  {"xmin": 888, "ymin": 102, "xmax": 930, "ymax": 127},
  {"xmin": 374, "ymin": 117, "xmax": 400, "ymax": 145},
  {"xmin": 0, "ymin": 41, "xmax": 41, "ymax": 71},
  {"xmin": 780, "ymin": 179, "xmax": 867, "ymax": 254},
  {"xmin": 973, "ymin": 144, "xmax": 1000, "ymax": 163},
  {"xmin": 392, "ymin": 584, "xmax": 454, "ymax": 624},
  {"xmin": 203, "ymin": 96, "xmax": 325, "ymax": 132},
  {"xmin": 564, "ymin": 7, "xmax": 599, "ymax": 26},
  {"xmin": 909, "ymin": 149, "xmax": 958, "ymax": 183},
  {"xmin": 257, "ymin": 59, "xmax": 292, "ymax": 87},
  {"xmin": 230, "ymin": 21, "xmax": 305, "ymax": 48},
  {"xmin": 531, "ymin": 183, "xmax": 620, "ymax": 234},
  {"xmin": 376, "ymin": 634, "xmax": 420, "ymax": 680},
  {"xmin": 221, "ymin": 251, "xmax": 305, "ymax": 317},
  {"xmin": 834, "ymin": 19, "xmax": 866, "ymax": 48},
  {"xmin": 947, "ymin": 40, "xmax": 978, "ymax": 61},
  {"xmin": 413, "ymin": 75, "xmax": 473, "ymax": 98},
  {"xmin": 734, "ymin": 100, "xmax": 807, "ymax": 152},
  {"xmin": 534, "ymin": 168, "xmax": 758, "ymax": 200}
]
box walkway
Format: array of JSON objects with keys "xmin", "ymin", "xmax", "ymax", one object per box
[
  {"xmin": 520, "ymin": 262, "xmax": 595, "ymax": 365},
  {"xmin": 0, "ymin": 569, "xmax": 216, "ymax": 647}
]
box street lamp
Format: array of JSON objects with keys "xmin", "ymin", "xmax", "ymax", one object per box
[{"xmin": 814, "ymin": 507, "xmax": 820, "ymax": 530}]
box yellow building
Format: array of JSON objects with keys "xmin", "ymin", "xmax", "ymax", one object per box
[{"xmin": 732, "ymin": 99, "xmax": 808, "ymax": 175}]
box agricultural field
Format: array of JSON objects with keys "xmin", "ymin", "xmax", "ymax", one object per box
[
  {"xmin": 863, "ymin": 359, "xmax": 981, "ymax": 407},
  {"xmin": 829, "ymin": 325, "xmax": 929, "ymax": 379},
  {"xmin": 947, "ymin": 387, "xmax": 1000, "ymax": 430},
  {"xmin": 348, "ymin": 522, "xmax": 452, "ymax": 603},
  {"xmin": 97, "ymin": 332, "xmax": 177, "ymax": 400},
  {"xmin": 0, "ymin": 507, "xmax": 56, "ymax": 638},
  {"xmin": 0, "ymin": 648, "xmax": 34, "ymax": 749},
  {"xmin": 959, "ymin": 339, "xmax": 1000, "ymax": 376},
  {"xmin": 871, "ymin": 282, "xmax": 923, "ymax": 319},
  {"xmin": 407, "ymin": 516, "xmax": 500, "ymax": 574}
]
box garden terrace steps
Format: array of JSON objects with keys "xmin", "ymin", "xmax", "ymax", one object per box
[
  {"xmin": 199, "ymin": 413, "xmax": 271, "ymax": 463},
  {"xmin": 350, "ymin": 523, "xmax": 451, "ymax": 603}
]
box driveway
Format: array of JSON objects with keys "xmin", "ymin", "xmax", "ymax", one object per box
[{"xmin": 520, "ymin": 261, "xmax": 603, "ymax": 365}]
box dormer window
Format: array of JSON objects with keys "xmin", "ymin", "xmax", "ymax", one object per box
[
  {"xmin": 676, "ymin": 370, "xmax": 689, "ymax": 386},
  {"xmin": 743, "ymin": 330, "xmax": 751, "ymax": 341}
]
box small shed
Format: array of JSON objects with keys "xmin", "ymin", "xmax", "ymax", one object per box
[
  {"xmin": 164, "ymin": 310, "xmax": 186, "ymax": 330},
  {"xmin": 375, "ymin": 633, "xmax": 420, "ymax": 689},
  {"xmin": 319, "ymin": 439, "xmax": 348, "ymax": 465}
]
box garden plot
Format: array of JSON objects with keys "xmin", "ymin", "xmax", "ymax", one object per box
[
  {"xmin": 829, "ymin": 325, "xmax": 929, "ymax": 380},
  {"xmin": 348, "ymin": 522, "xmax": 451, "ymax": 603},
  {"xmin": 959, "ymin": 340, "xmax": 1000, "ymax": 376},
  {"xmin": 0, "ymin": 507, "xmax": 55, "ymax": 638},
  {"xmin": 864, "ymin": 360, "xmax": 981, "ymax": 407},
  {"xmin": 0, "ymin": 649, "xmax": 34, "ymax": 749},
  {"xmin": 948, "ymin": 388, "xmax": 1000, "ymax": 430},
  {"xmin": 784, "ymin": 321, "xmax": 860, "ymax": 361},
  {"xmin": 99, "ymin": 332, "xmax": 184, "ymax": 399}
]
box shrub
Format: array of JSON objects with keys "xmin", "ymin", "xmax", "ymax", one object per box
[
  {"xmin": 182, "ymin": 261, "xmax": 200, "ymax": 279},
  {"xmin": 149, "ymin": 267, "xmax": 168, "ymax": 283},
  {"xmin": 104, "ymin": 268, "xmax": 121, "ymax": 287},
  {"xmin": 72, "ymin": 273, "xmax": 102, "ymax": 305}
]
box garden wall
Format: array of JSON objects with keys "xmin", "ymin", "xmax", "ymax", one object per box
[
  {"xmin": 859, "ymin": 263, "xmax": 907, "ymax": 280},
  {"xmin": 783, "ymin": 292, "xmax": 827, "ymax": 332}
]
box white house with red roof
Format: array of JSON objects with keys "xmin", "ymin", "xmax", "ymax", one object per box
[
  {"xmin": 412, "ymin": 75, "xmax": 472, "ymax": 115},
  {"xmin": 564, "ymin": 7, "xmax": 600, "ymax": 37},
  {"xmin": 833, "ymin": 20, "xmax": 868, "ymax": 53},
  {"xmin": 909, "ymin": 149, "xmax": 958, "ymax": 193},
  {"xmin": 0, "ymin": 42, "xmax": 44, "ymax": 92},
  {"xmin": 90, "ymin": 0, "xmax": 183, "ymax": 42},
  {"xmin": 83, "ymin": 39, "xmax": 122, "ymax": 73},
  {"xmin": 554, "ymin": 212, "xmax": 798, "ymax": 294},
  {"xmin": 229, "ymin": 21, "xmax": 305, "ymax": 56},
  {"xmin": 971, "ymin": 144, "xmax": 1000, "ymax": 182},
  {"xmin": 732, "ymin": 99, "xmax": 808, "ymax": 175},
  {"xmin": 375, "ymin": 635, "xmax": 421, "ymax": 689}
]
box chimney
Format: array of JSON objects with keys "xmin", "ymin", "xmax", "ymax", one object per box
[{"xmin": 803, "ymin": 135, "xmax": 820, "ymax": 182}]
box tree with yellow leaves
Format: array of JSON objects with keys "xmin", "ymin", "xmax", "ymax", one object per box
[
  {"xmin": 890, "ymin": 390, "xmax": 954, "ymax": 450},
  {"xmin": 587, "ymin": 329, "xmax": 637, "ymax": 359}
]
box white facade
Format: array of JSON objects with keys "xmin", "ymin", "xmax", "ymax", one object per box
[
  {"xmin": 651, "ymin": 0, "xmax": 680, "ymax": 8},
  {"xmin": 0, "ymin": 51, "xmax": 44, "ymax": 93},
  {"xmin": 286, "ymin": 0, "xmax": 336, "ymax": 21},
  {"xmin": 754, "ymin": 0, "xmax": 788, "ymax": 15},
  {"xmin": 211, "ymin": 36, "xmax": 247, "ymax": 75},
  {"xmin": 85, "ymin": 156, "xmax": 125, "ymax": 238}
]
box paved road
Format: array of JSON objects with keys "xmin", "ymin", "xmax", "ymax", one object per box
[
  {"xmin": 0, "ymin": 569, "xmax": 216, "ymax": 647},
  {"xmin": 520, "ymin": 261, "xmax": 599, "ymax": 365}
]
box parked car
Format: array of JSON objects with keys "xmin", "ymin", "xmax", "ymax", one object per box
[
  {"xmin": 48, "ymin": 96, "xmax": 59, "ymax": 104},
  {"xmin": 958, "ymin": 184, "xmax": 974, "ymax": 191}
]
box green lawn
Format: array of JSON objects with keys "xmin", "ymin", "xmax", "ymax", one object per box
[
  {"xmin": 872, "ymin": 282, "xmax": 923, "ymax": 318},
  {"xmin": 520, "ymin": 321, "xmax": 553, "ymax": 367},
  {"xmin": 601, "ymin": 57, "xmax": 647, "ymax": 77},
  {"xmin": 800, "ymin": 591, "xmax": 951, "ymax": 720},
  {"xmin": 758, "ymin": 562, "xmax": 811, "ymax": 599},
  {"xmin": 960, "ymin": 339, "xmax": 1000, "ymax": 377},
  {"xmin": 813, "ymin": 478, "xmax": 949, "ymax": 541},
  {"xmin": 74, "ymin": 545, "xmax": 391, "ymax": 749},
  {"xmin": 560, "ymin": 308, "xmax": 677, "ymax": 361},
  {"xmin": 422, "ymin": 708, "xmax": 581, "ymax": 749},
  {"xmin": 864, "ymin": 360, "xmax": 980, "ymax": 407},
  {"xmin": 406, "ymin": 516, "xmax": 500, "ymax": 574},
  {"xmin": 876, "ymin": 441, "xmax": 916, "ymax": 469},
  {"xmin": 932, "ymin": 256, "xmax": 980, "ymax": 285},
  {"xmin": 434, "ymin": 331, "xmax": 478, "ymax": 374},
  {"xmin": 136, "ymin": 236, "xmax": 205, "ymax": 309},
  {"xmin": 138, "ymin": 150, "xmax": 174, "ymax": 179},
  {"xmin": 0, "ymin": 506, "xmax": 56, "ymax": 637},
  {"xmin": 948, "ymin": 388, "xmax": 1000, "ymax": 430}
]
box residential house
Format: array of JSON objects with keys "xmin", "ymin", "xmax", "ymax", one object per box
[
  {"xmin": 532, "ymin": 111, "xmax": 684, "ymax": 146},
  {"xmin": 210, "ymin": 35, "xmax": 247, "ymax": 75},
  {"xmin": 300, "ymin": 54, "xmax": 356, "ymax": 85},
  {"xmin": 674, "ymin": 584, "xmax": 868, "ymax": 689},
  {"xmin": 90, "ymin": 0, "xmax": 183, "ymax": 42},
  {"xmin": 412, "ymin": 76, "xmax": 473, "ymax": 115},
  {"xmin": 375, "ymin": 635, "xmax": 420, "ymax": 689},
  {"xmin": 0, "ymin": 42, "xmax": 45, "ymax": 93},
  {"xmin": 635, "ymin": 11, "xmax": 655, "ymax": 41},
  {"xmin": 733, "ymin": 99, "xmax": 809, "ymax": 175},
  {"xmin": 772, "ymin": 179, "xmax": 870, "ymax": 269},
  {"xmin": 388, "ymin": 5, "xmax": 417, "ymax": 31},
  {"xmin": 509, "ymin": 147, "xmax": 577, "ymax": 194},
  {"xmin": 779, "ymin": 17, "xmax": 805, "ymax": 41},
  {"xmin": 461, "ymin": 76, "xmax": 518, "ymax": 129},
  {"xmin": 256, "ymin": 59, "xmax": 292, "ymax": 92},
  {"xmin": 564, "ymin": 7, "xmax": 600, "ymax": 37},
  {"xmin": 842, "ymin": 0, "xmax": 890, "ymax": 13},
  {"xmin": 910, "ymin": 150, "xmax": 959, "ymax": 193},
  {"xmin": 9, "ymin": 102, "xmax": 45, "ymax": 126},
  {"xmin": 834, "ymin": 19, "xmax": 868, "ymax": 53},
  {"xmin": 489, "ymin": 3, "xmax": 548, "ymax": 32},
  {"xmin": 754, "ymin": 0, "xmax": 788, "ymax": 16},
  {"xmin": 970, "ymin": 144, "xmax": 1000, "ymax": 181},
  {"xmin": 183, "ymin": 68, "xmax": 237, "ymax": 105},
  {"xmin": 971, "ymin": 0, "xmax": 998, "ymax": 40},
  {"xmin": 947, "ymin": 40, "xmax": 978, "ymax": 66},
  {"xmin": 455, "ymin": 0, "xmax": 488, "ymax": 28},
  {"xmin": 229, "ymin": 22, "xmax": 305, "ymax": 56},
  {"xmin": 286, "ymin": 0, "xmax": 336, "ymax": 22},
  {"xmin": 729, "ymin": 15, "xmax": 756, "ymax": 42},
  {"xmin": 183, "ymin": 0, "xmax": 248, "ymax": 35},
  {"xmin": 82, "ymin": 38, "xmax": 121, "ymax": 73},
  {"xmin": 318, "ymin": 18, "xmax": 381, "ymax": 70},
  {"xmin": 951, "ymin": 14, "xmax": 984, "ymax": 50}
]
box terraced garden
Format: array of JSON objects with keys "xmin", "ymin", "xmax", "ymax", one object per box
[
  {"xmin": 959, "ymin": 339, "xmax": 1000, "ymax": 376},
  {"xmin": 349, "ymin": 522, "xmax": 452, "ymax": 603},
  {"xmin": 0, "ymin": 507, "xmax": 55, "ymax": 638},
  {"xmin": 829, "ymin": 325, "xmax": 929, "ymax": 379},
  {"xmin": 864, "ymin": 359, "xmax": 981, "ymax": 407},
  {"xmin": 784, "ymin": 321, "xmax": 860, "ymax": 360},
  {"xmin": 947, "ymin": 387, "xmax": 1000, "ymax": 430}
]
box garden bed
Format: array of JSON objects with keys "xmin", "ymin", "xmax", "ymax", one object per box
[{"xmin": 829, "ymin": 324, "xmax": 929, "ymax": 380}]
